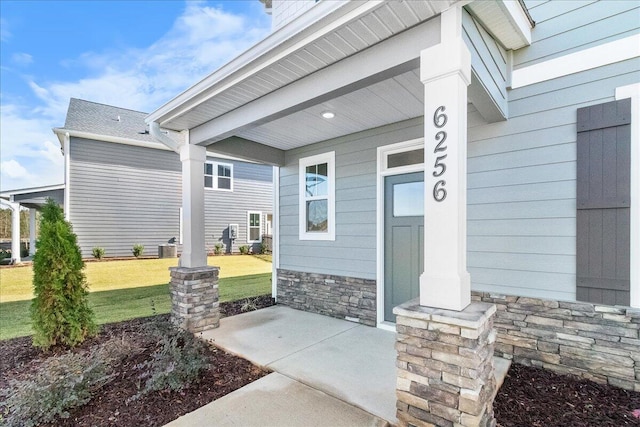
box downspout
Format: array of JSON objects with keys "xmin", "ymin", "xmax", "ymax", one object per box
[
  {"xmin": 63, "ymin": 132, "xmax": 71, "ymax": 220},
  {"xmin": 271, "ymin": 166, "xmax": 279, "ymax": 301},
  {"xmin": 149, "ymin": 122, "xmax": 180, "ymax": 153}
]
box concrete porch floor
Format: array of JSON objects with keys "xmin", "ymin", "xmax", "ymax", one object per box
[{"xmin": 169, "ymin": 305, "xmax": 511, "ymax": 426}]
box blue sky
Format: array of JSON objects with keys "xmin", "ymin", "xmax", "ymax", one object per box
[{"xmin": 0, "ymin": 0, "xmax": 271, "ymax": 191}]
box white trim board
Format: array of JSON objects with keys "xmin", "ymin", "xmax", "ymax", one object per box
[
  {"xmin": 511, "ymin": 34, "xmax": 640, "ymax": 89},
  {"xmin": 616, "ymin": 83, "xmax": 640, "ymax": 308}
]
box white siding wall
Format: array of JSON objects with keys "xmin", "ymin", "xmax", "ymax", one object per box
[{"xmin": 272, "ymin": 0, "xmax": 317, "ymax": 30}]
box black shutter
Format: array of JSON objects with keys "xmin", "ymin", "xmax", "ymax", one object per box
[{"xmin": 576, "ymin": 99, "xmax": 631, "ymax": 305}]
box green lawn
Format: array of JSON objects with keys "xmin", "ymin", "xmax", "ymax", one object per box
[{"xmin": 0, "ymin": 255, "xmax": 272, "ymax": 340}]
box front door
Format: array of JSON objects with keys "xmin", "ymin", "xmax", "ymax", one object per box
[{"xmin": 384, "ymin": 172, "xmax": 424, "ymax": 322}]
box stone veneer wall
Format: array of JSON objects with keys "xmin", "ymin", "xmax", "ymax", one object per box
[
  {"xmin": 276, "ymin": 269, "xmax": 376, "ymax": 326},
  {"xmin": 170, "ymin": 266, "xmax": 220, "ymax": 333},
  {"xmin": 395, "ymin": 301, "xmax": 497, "ymax": 427},
  {"xmin": 473, "ymin": 292, "xmax": 640, "ymax": 392}
]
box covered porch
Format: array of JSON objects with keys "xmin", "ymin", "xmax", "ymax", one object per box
[
  {"xmin": 146, "ymin": 0, "xmax": 532, "ymax": 313},
  {"xmin": 0, "ymin": 184, "xmax": 65, "ymax": 264},
  {"xmin": 169, "ymin": 305, "xmax": 510, "ymax": 426},
  {"xmin": 147, "ymin": 1, "xmax": 532, "ymax": 425}
]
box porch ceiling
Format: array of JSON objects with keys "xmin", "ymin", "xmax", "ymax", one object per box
[
  {"xmin": 234, "ymin": 68, "xmax": 424, "ymax": 150},
  {"xmin": 149, "ymin": 1, "xmax": 458, "ymax": 132},
  {"xmin": 148, "ymin": 1, "xmax": 530, "ymax": 159}
]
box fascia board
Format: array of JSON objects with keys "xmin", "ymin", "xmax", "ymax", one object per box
[
  {"xmin": 52, "ymin": 128, "xmax": 173, "ymax": 152},
  {"xmin": 146, "ymin": 1, "xmax": 385, "ymax": 128}
]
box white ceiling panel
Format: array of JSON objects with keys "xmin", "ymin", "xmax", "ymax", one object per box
[{"xmin": 236, "ymin": 69, "xmax": 425, "ymax": 150}]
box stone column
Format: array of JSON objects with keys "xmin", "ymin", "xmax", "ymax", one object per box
[
  {"xmin": 394, "ymin": 300, "xmax": 497, "ymax": 427},
  {"xmin": 179, "ymin": 140, "xmax": 207, "ymax": 268},
  {"xmin": 420, "ymin": 6, "xmax": 471, "ymax": 311},
  {"xmin": 170, "ymin": 266, "xmax": 220, "ymax": 333},
  {"xmin": 29, "ymin": 208, "xmax": 37, "ymax": 256}
]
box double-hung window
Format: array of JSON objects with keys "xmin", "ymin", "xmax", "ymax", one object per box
[
  {"xmin": 247, "ymin": 211, "xmax": 262, "ymax": 243},
  {"xmin": 205, "ymin": 161, "xmax": 233, "ymax": 191},
  {"xmin": 299, "ymin": 152, "xmax": 335, "ymax": 240}
]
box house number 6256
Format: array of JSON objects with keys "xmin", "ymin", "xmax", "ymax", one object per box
[{"xmin": 432, "ymin": 106, "xmax": 448, "ymax": 202}]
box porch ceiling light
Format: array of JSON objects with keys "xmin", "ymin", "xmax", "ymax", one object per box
[{"xmin": 321, "ymin": 111, "xmax": 335, "ymax": 119}]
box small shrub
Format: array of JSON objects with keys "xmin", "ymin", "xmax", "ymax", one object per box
[
  {"xmin": 3, "ymin": 338, "xmax": 134, "ymax": 427},
  {"xmin": 31, "ymin": 199, "xmax": 97, "ymax": 349},
  {"xmin": 214, "ymin": 243, "xmax": 224, "ymax": 255},
  {"xmin": 0, "ymin": 249, "xmax": 10, "ymax": 260},
  {"xmin": 20, "ymin": 247, "xmax": 29, "ymax": 258},
  {"xmin": 239, "ymin": 245, "xmax": 249, "ymax": 255},
  {"xmin": 240, "ymin": 297, "xmax": 260, "ymax": 312},
  {"xmin": 134, "ymin": 319, "xmax": 209, "ymax": 398},
  {"xmin": 258, "ymin": 242, "xmax": 269, "ymax": 254},
  {"xmin": 132, "ymin": 243, "xmax": 144, "ymax": 258},
  {"xmin": 92, "ymin": 247, "xmax": 105, "ymax": 260}
]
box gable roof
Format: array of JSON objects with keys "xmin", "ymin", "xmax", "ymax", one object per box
[{"xmin": 54, "ymin": 98, "xmax": 184, "ymax": 149}]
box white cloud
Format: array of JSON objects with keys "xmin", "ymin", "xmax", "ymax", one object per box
[
  {"xmin": 0, "ymin": 1, "xmax": 271, "ymax": 191},
  {"xmin": 1, "ymin": 159, "xmax": 29, "ymax": 178},
  {"xmin": 27, "ymin": 2, "xmax": 270, "ymax": 116},
  {"xmin": 11, "ymin": 52, "xmax": 33, "ymax": 66},
  {"xmin": 0, "ymin": 103, "xmax": 64, "ymax": 191}
]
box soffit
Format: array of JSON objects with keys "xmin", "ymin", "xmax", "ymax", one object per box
[
  {"xmin": 158, "ymin": 1, "xmax": 457, "ymax": 132},
  {"xmin": 235, "ymin": 68, "xmax": 424, "ymax": 150}
]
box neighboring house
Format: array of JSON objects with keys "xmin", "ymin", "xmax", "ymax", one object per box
[
  {"xmin": 0, "ymin": 184, "xmax": 65, "ymax": 262},
  {"xmin": 3, "ymin": 98, "xmax": 274, "ymax": 260},
  {"xmin": 146, "ymin": 0, "xmax": 640, "ymax": 400}
]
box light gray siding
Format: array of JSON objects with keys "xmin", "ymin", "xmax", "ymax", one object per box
[
  {"xmin": 204, "ymin": 159, "xmax": 274, "ymax": 253},
  {"xmin": 515, "ymin": 1, "xmax": 640, "ymax": 67},
  {"xmin": 277, "ymin": 0, "xmax": 639, "ymax": 303},
  {"xmin": 468, "ymin": 44, "xmax": 638, "ymax": 304},
  {"xmin": 279, "ymin": 118, "xmax": 423, "ymax": 279},
  {"xmin": 69, "ymin": 138, "xmax": 273, "ymax": 258},
  {"xmin": 13, "ymin": 189, "xmax": 64, "ymax": 206},
  {"xmin": 68, "ymin": 138, "xmax": 181, "ymax": 258},
  {"xmin": 462, "ymin": 8, "xmax": 508, "ymax": 121}
]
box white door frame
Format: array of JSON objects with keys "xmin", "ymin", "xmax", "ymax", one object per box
[{"xmin": 376, "ymin": 138, "xmax": 425, "ymax": 330}]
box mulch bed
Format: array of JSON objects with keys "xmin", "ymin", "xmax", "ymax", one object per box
[
  {"xmin": 1, "ymin": 295, "xmax": 638, "ymax": 427},
  {"xmin": 495, "ymin": 363, "xmax": 640, "ymax": 427},
  {"xmin": 0, "ymin": 297, "xmax": 275, "ymax": 427}
]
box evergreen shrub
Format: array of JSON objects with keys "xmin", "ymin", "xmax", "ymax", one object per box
[{"xmin": 30, "ymin": 199, "xmax": 97, "ymax": 349}]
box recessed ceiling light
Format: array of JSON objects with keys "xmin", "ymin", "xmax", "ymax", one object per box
[{"xmin": 321, "ymin": 111, "xmax": 335, "ymax": 119}]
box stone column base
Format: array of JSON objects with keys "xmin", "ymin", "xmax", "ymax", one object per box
[
  {"xmin": 170, "ymin": 266, "xmax": 220, "ymax": 333},
  {"xmin": 394, "ymin": 299, "xmax": 497, "ymax": 427}
]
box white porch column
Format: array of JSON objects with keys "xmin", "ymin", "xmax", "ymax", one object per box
[
  {"xmin": 419, "ymin": 6, "xmax": 471, "ymax": 311},
  {"xmin": 179, "ymin": 141, "xmax": 207, "ymax": 268},
  {"xmin": 7, "ymin": 201, "xmax": 22, "ymax": 263},
  {"xmin": 29, "ymin": 208, "xmax": 37, "ymax": 256}
]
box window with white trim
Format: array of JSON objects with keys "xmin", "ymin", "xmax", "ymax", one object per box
[
  {"xmin": 299, "ymin": 151, "xmax": 335, "ymax": 240},
  {"xmin": 247, "ymin": 211, "xmax": 262, "ymax": 243},
  {"xmin": 204, "ymin": 161, "xmax": 233, "ymax": 191}
]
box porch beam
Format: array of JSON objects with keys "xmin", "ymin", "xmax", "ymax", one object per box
[
  {"xmin": 419, "ymin": 6, "xmax": 471, "ymax": 311},
  {"xmin": 179, "ymin": 140, "xmax": 207, "ymax": 268},
  {"xmin": 207, "ymin": 137, "xmax": 285, "ymax": 166},
  {"xmin": 190, "ymin": 18, "xmax": 441, "ymax": 145}
]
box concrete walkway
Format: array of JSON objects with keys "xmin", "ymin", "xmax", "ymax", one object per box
[
  {"xmin": 166, "ymin": 305, "xmax": 511, "ymax": 427},
  {"xmin": 167, "ymin": 306, "xmax": 397, "ymax": 426}
]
